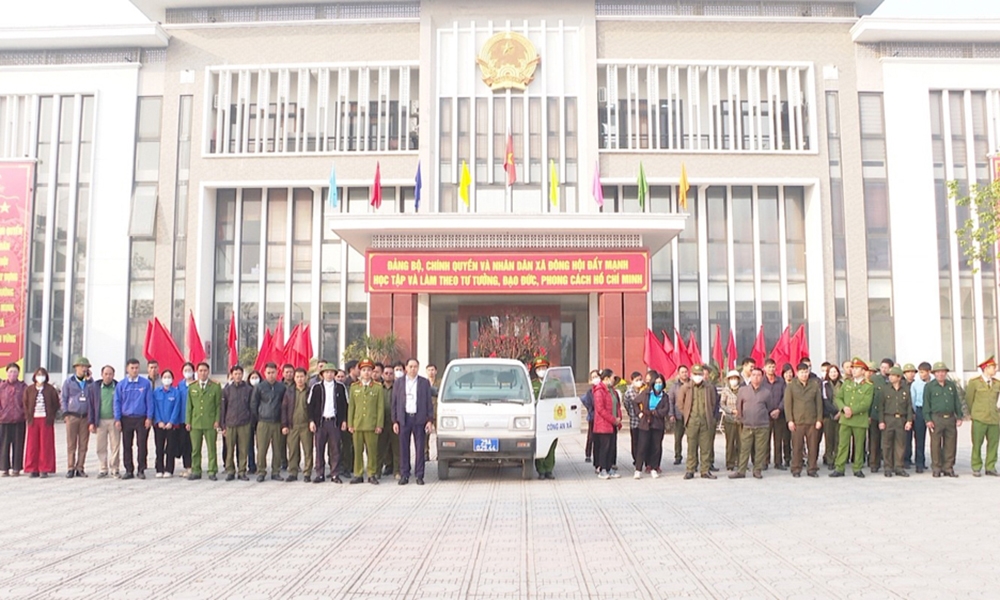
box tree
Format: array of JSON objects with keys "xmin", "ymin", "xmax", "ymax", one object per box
[
  {"xmin": 471, "ymin": 311, "xmax": 558, "ymax": 365},
  {"xmin": 342, "ymin": 332, "xmax": 400, "ymax": 365},
  {"xmin": 952, "ymin": 179, "xmax": 1000, "ymax": 272}
]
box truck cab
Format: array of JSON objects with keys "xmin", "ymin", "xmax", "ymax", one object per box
[{"xmin": 435, "ymin": 358, "xmax": 580, "ymax": 480}]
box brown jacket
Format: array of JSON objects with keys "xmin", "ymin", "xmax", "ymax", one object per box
[
  {"xmin": 23, "ymin": 383, "xmax": 60, "ymax": 426},
  {"xmin": 677, "ymin": 381, "xmax": 720, "ymax": 429},
  {"xmin": 783, "ymin": 377, "xmax": 823, "ymax": 425}
]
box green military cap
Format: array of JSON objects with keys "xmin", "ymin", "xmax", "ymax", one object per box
[
  {"xmin": 902, "ymin": 363, "xmax": 917, "ymax": 373},
  {"xmin": 690, "ymin": 364, "xmax": 704, "ymax": 375},
  {"xmin": 931, "ymin": 361, "xmax": 950, "ymax": 373},
  {"xmin": 73, "ymin": 356, "xmax": 91, "ymax": 368},
  {"xmin": 888, "ymin": 366, "xmax": 904, "ymax": 377}
]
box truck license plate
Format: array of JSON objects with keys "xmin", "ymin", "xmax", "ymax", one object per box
[{"xmin": 473, "ymin": 438, "xmax": 499, "ymax": 452}]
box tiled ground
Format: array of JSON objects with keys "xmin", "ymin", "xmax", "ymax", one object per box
[{"xmin": 0, "ymin": 427, "xmax": 993, "ymax": 599}]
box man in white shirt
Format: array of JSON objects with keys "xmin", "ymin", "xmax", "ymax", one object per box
[
  {"xmin": 308, "ymin": 363, "xmax": 347, "ymax": 483},
  {"xmin": 392, "ymin": 358, "xmax": 434, "ymax": 485}
]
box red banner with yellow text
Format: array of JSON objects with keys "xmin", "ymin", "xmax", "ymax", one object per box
[
  {"xmin": 0, "ymin": 162, "xmax": 32, "ymax": 368},
  {"xmin": 366, "ymin": 250, "xmax": 649, "ymax": 294}
]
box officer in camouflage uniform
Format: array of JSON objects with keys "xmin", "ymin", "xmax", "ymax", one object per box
[
  {"xmin": 875, "ymin": 366, "xmax": 913, "ymax": 477},
  {"xmin": 347, "ymin": 358, "xmax": 384, "ymax": 485}
]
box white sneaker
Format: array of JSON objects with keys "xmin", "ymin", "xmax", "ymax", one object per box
[
  {"xmin": 609, "ymin": 469, "xmax": 621, "ymax": 479},
  {"xmin": 650, "ymin": 469, "xmax": 660, "ymax": 479},
  {"xmin": 597, "ymin": 470, "xmax": 610, "ymax": 480},
  {"xmin": 155, "ymin": 473, "xmax": 164, "ymax": 479},
  {"xmin": 163, "ymin": 472, "xmax": 172, "ymax": 478},
  {"xmin": 633, "ymin": 470, "xmax": 642, "ymax": 479}
]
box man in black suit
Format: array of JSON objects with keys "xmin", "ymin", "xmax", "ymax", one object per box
[{"xmin": 392, "ymin": 358, "xmax": 434, "ymax": 485}]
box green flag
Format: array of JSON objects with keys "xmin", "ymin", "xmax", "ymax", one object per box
[{"xmin": 637, "ymin": 161, "xmax": 649, "ymax": 210}]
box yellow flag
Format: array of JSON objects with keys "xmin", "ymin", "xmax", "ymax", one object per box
[
  {"xmin": 549, "ymin": 159, "xmax": 558, "ymax": 207},
  {"xmin": 459, "ymin": 160, "xmax": 471, "ymax": 206},
  {"xmin": 679, "ymin": 163, "xmax": 689, "ymax": 211}
]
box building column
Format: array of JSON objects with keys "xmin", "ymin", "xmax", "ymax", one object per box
[
  {"xmin": 599, "ymin": 292, "xmax": 624, "ymax": 376},
  {"xmin": 623, "ymin": 292, "xmax": 647, "ymax": 375}
]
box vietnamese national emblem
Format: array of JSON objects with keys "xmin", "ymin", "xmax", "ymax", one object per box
[{"xmin": 476, "ymin": 31, "xmax": 540, "ymax": 92}]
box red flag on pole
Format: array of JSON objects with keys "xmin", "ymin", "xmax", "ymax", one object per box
[
  {"xmin": 370, "ymin": 161, "xmax": 382, "ymax": 209},
  {"xmin": 147, "ymin": 317, "xmax": 185, "ymax": 386},
  {"xmin": 271, "ymin": 317, "xmax": 285, "ymax": 366},
  {"xmin": 659, "ymin": 330, "xmax": 677, "ymax": 379},
  {"xmin": 187, "ymin": 311, "xmax": 207, "ymax": 366},
  {"xmin": 725, "ymin": 328, "xmax": 738, "ymax": 371},
  {"xmin": 504, "ymin": 132, "xmax": 517, "ymax": 186},
  {"xmin": 711, "ymin": 325, "xmax": 724, "ymax": 370},
  {"xmin": 143, "ymin": 320, "xmax": 154, "ymax": 363},
  {"xmin": 789, "ymin": 326, "xmax": 803, "ymax": 367},
  {"xmin": 770, "ymin": 326, "xmax": 791, "ymax": 368},
  {"xmin": 643, "ymin": 329, "xmax": 673, "ymax": 380},
  {"xmin": 227, "ymin": 313, "xmax": 238, "ymax": 368},
  {"xmin": 750, "ymin": 326, "xmax": 767, "ymax": 366},
  {"xmin": 254, "ymin": 328, "xmax": 273, "ymax": 375},
  {"xmin": 675, "ymin": 329, "xmax": 692, "ymax": 369},
  {"xmin": 796, "ymin": 324, "xmax": 809, "ymax": 359},
  {"xmin": 687, "ymin": 331, "xmax": 703, "ymax": 366}
]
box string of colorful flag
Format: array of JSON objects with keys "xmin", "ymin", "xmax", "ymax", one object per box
[{"xmin": 643, "ymin": 324, "xmax": 809, "ymax": 380}]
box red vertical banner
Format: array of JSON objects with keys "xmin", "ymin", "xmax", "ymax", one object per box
[{"xmin": 0, "ymin": 162, "xmax": 33, "ymax": 369}]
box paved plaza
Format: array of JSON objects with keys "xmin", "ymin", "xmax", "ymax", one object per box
[{"xmin": 0, "ymin": 427, "xmax": 993, "ymax": 600}]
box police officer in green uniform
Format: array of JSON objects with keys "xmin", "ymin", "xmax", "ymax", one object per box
[
  {"xmin": 875, "ymin": 366, "xmax": 913, "ymax": 477},
  {"xmin": 532, "ymin": 357, "xmax": 558, "ymax": 479},
  {"xmin": 924, "ymin": 361, "xmax": 964, "ymax": 478},
  {"xmin": 347, "ymin": 358, "xmax": 384, "ymax": 484},
  {"xmin": 831, "ymin": 358, "xmax": 873, "ymax": 478},
  {"xmin": 965, "ymin": 356, "xmax": 999, "ymax": 477},
  {"xmin": 186, "ymin": 362, "xmax": 221, "ymax": 481}
]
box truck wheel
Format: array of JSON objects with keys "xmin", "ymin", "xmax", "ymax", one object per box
[
  {"xmin": 522, "ymin": 459, "xmax": 534, "ymax": 480},
  {"xmin": 438, "ymin": 460, "xmax": 450, "ymax": 481}
]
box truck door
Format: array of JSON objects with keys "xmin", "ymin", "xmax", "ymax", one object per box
[{"xmin": 534, "ymin": 366, "xmax": 581, "ymax": 459}]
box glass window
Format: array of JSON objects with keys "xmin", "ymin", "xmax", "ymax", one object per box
[
  {"xmin": 129, "ymin": 184, "xmax": 158, "ymax": 237},
  {"xmin": 785, "ymin": 187, "xmax": 806, "ymax": 281},
  {"xmin": 758, "ymin": 187, "xmax": 779, "ymax": 280},
  {"xmin": 732, "ymin": 186, "xmax": 753, "ymax": 280},
  {"xmin": 706, "ymin": 186, "xmax": 727, "ymax": 279}
]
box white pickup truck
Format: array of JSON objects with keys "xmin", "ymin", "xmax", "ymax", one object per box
[{"xmin": 435, "ymin": 358, "xmax": 581, "ymax": 480}]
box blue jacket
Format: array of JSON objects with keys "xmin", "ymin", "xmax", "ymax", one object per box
[
  {"xmin": 61, "ymin": 375, "xmax": 92, "ymax": 416},
  {"xmin": 152, "ymin": 385, "xmax": 186, "ymax": 426},
  {"xmin": 86, "ymin": 379, "xmax": 118, "ymax": 427},
  {"xmin": 113, "ymin": 377, "xmax": 154, "ymax": 420},
  {"xmin": 580, "ymin": 389, "xmax": 595, "ymax": 422}
]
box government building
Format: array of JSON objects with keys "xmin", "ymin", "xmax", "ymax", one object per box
[{"xmin": 1, "ymin": 0, "xmax": 998, "ymax": 379}]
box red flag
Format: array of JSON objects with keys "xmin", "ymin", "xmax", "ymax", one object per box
[
  {"xmin": 711, "ymin": 325, "xmax": 724, "ymax": 370},
  {"xmin": 147, "ymin": 318, "xmax": 185, "ymax": 386},
  {"xmin": 227, "ymin": 313, "xmax": 238, "ymax": 368},
  {"xmin": 187, "ymin": 311, "xmax": 206, "ymax": 366},
  {"xmin": 659, "ymin": 330, "xmax": 677, "ymax": 379},
  {"xmin": 643, "ymin": 329, "xmax": 673, "ymax": 380},
  {"xmin": 370, "ymin": 161, "xmax": 382, "ymax": 209},
  {"xmin": 674, "ymin": 329, "xmax": 692, "ymax": 369},
  {"xmin": 797, "ymin": 324, "xmax": 809, "ymax": 359},
  {"xmin": 271, "ymin": 317, "xmax": 285, "ymax": 366},
  {"xmin": 143, "ymin": 320, "xmax": 154, "ymax": 363},
  {"xmin": 770, "ymin": 326, "xmax": 791, "ymax": 368},
  {"xmin": 504, "ymin": 132, "xmax": 517, "ymax": 186},
  {"xmin": 300, "ymin": 324, "xmax": 314, "ymax": 368},
  {"xmin": 284, "ymin": 323, "xmax": 301, "ymax": 367},
  {"xmin": 725, "ymin": 328, "xmax": 738, "ymax": 371},
  {"xmin": 789, "ymin": 326, "xmax": 802, "ymax": 367},
  {"xmin": 688, "ymin": 332, "xmax": 703, "ymax": 366},
  {"xmin": 750, "ymin": 326, "xmax": 767, "ymax": 366},
  {"xmin": 254, "ymin": 328, "xmax": 273, "ymax": 375}
]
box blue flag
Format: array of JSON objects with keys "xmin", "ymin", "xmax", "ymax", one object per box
[
  {"xmin": 414, "ymin": 161, "xmax": 422, "ymax": 212},
  {"xmin": 327, "ymin": 165, "xmax": 339, "ymax": 210}
]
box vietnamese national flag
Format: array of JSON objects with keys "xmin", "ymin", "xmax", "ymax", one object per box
[
  {"xmin": 750, "ymin": 326, "xmax": 767, "ymax": 366},
  {"xmin": 643, "ymin": 329, "xmax": 674, "ymax": 381},
  {"xmin": 147, "ymin": 317, "xmax": 185, "ymax": 386},
  {"xmin": 187, "ymin": 311, "xmax": 206, "ymax": 366},
  {"xmin": 227, "ymin": 312, "xmax": 238, "ymax": 368},
  {"xmin": 254, "ymin": 328, "xmax": 273, "ymax": 375},
  {"xmin": 711, "ymin": 325, "xmax": 724, "ymax": 370},
  {"xmin": 725, "ymin": 328, "xmax": 738, "ymax": 371},
  {"xmin": 674, "ymin": 329, "xmax": 692, "ymax": 369},
  {"xmin": 370, "ymin": 162, "xmax": 382, "ymax": 209},
  {"xmin": 504, "ymin": 132, "xmax": 516, "ymax": 186},
  {"xmin": 688, "ymin": 332, "xmax": 703, "ymax": 367},
  {"xmin": 770, "ymin": 326, "xmax": 791, "ymax": 368}
]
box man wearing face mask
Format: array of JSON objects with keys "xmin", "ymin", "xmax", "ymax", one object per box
[
  {"xmin": 831, "ymin": 358, "xmax": 874, "ymax": 478},
  {"xmin": 62, "ymin": 357, "xmax": 93, "ymax": 478},
  {"xmin": 622, "ymin": 371, "xmax": 645, "ymax": 469},
  {"xmin": 677, "ymin": 365, "xmax": 720, "ymax": 479},
  {"xmin": 533, "ymin": 357, "xmax": 560, "ymax": 479},
  {"xmin": 719, "ymin": 370, "xmax": 743, "ymax": 472},
  {"xmin": 175, "ymin": 362, "xmax": 196, "ymax": 477},
  {"xmin": 221, "ymin": 365, "xmax": 253, "ymax": 481},
  {"xmin": 668, "ymin": 365, "xmax": 690, "ymax": 466},
  {"xmin": 0, "ymin": 363, "xmax": 27, "ymax": 476}
]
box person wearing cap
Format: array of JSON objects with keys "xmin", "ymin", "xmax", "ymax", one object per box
[
  {"xmin": 677, "ymin": 364, "xmax": 720, "ymax": 479},
  {"xmin": 831, "ymin": 358, "xmax": 874, "ymax": 478},
  {"xmin": 187, "ymin": 361, "xmax": 222, "ymax": 481},
  {"xmin": 785, "ymin": 361, "xmax": 823, "ymax": 478},
  {"xmin": 900, "ymin": 363, "xmax": 918, "ymax": 468},
  {"xmin": 61, "ymin": 356, "xmax": 94, "ymax": 478},
  {"xmin": 309, "ymin": 362, "xmax": 346, "ymax": 483},
  {"xmin": 866, "ymin": 358, "xmax": 895, "ymax": 473},
  {"xmin": 532, "ymin": 357, "xmax": 559, "ymax": 479},
  {"xmin": 821, "ymin": 364, "xmax": 843, "ymax": 469},
  {"xmin": 964, "ymin": 356, "xmax": 1000, "ymax": 477},
  {"xmin": 719, "ymin": 370, "xmax": 743, "ymax": 472},
  {"xmin": 729, "ymin": 367, "xmax": 777, "ymax": 479},
  {"xmin": 924, "ymin": 362, "xmax": 964, "ymax": 477},
  {"xmin": 874, "ymin": 366, "xmax": 913, "ymax": 477},
  {"xmin": 347, "ymin": 358, "xmax": 384, "ymax": 484}
]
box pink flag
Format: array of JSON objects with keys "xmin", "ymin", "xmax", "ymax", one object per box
[{"xmin": 592, "ymin": 160, "xmax": 604, "ymax": 207}]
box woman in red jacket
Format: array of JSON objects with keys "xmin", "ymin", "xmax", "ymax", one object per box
[
  {"xmin": 592, "ymin": 369, "xmax": 617, "ymax": 479},
  {"xmin": 23, "ymin": 368, "xmax": 59, "ymax": 478}
]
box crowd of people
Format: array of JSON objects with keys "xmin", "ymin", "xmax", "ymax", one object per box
[
  {"xmin": 0, "ymin": 356, "xmax": 438, "ymax": 485},
  {"xmin": 581, "ymin": 355, "xmax": 999, "ymax": 481}
]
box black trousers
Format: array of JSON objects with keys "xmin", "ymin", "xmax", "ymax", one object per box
[
  {"xmin": 173, "ymin": 427, "xmax": 191, "ymax": 468},
  {"xmin": 634, "ymin": 428, "xmax": 664, "ymax": 471},
  {"xmin": 0, "ymin": 422, "xmax": 25, "ymax": 472},
  {"xmin": 121, "ymin": 416, "xmax": 148, "ymax": 475},
  {"xmin": 593, "ymin": 432, "xmax": 614, "ymax": 472},
  {"xmin": 585, "ymin": 420, "xmax": 594, "ymax": 459},
  {"xmin": 338, "ymin": 429, "xmax": 354, "ymax": 475},
  {"xmin": 153, "ymin": 427, "xmax": 175, "ymax": 474},
  {"xmin": 314, "ymin": 418, "xmax": 341, "ymax": 478}
]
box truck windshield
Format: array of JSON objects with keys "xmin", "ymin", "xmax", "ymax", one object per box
[{"xmin": 439, "ymin": 363, "xmax": 532, "ymax": 404}]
